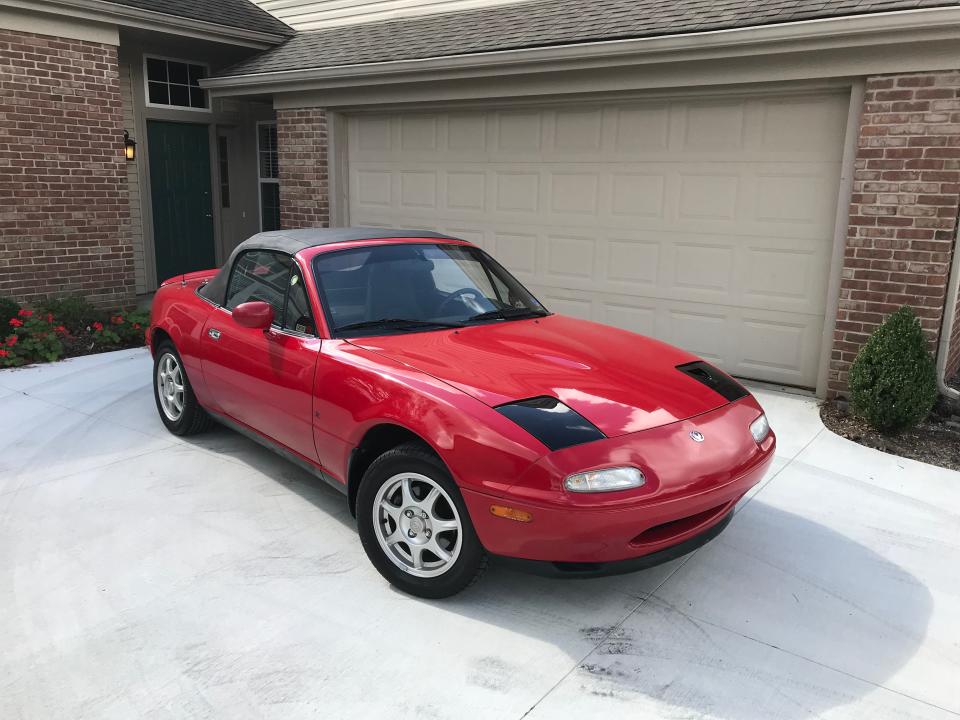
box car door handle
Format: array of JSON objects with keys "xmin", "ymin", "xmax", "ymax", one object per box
[{"xmin": 208, "ymin": 328, "xmax": 221, "ymax": 340}]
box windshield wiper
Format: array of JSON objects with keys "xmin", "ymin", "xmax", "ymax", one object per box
[
  {"xmin": 335, "ymin": 318, "xmax": 465, "ymax": 333},
  {"xmin": 468, "ymin": 307, "xmax": 549, "ymax": 323}
]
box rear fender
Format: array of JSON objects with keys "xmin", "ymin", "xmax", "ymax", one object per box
[{"xmin": 149, "ymin": 281, "xmax": 219, "ymax": 410}]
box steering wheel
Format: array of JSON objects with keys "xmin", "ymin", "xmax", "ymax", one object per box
[{"xmin": 437, "ymin": 288, "xmax": 485, "ymax": 316}]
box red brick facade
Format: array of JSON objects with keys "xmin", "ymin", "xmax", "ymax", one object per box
[
  {"xmin": 0, "ymin": 29, "xmax": 133, "ymax": 307},
  {"xmin": 830, "ymin": 71, "xmax": 960, "ymax": 396},
  {"xmin": 277, "ymin": 108, "xmax": 329, "ymax": 229}
]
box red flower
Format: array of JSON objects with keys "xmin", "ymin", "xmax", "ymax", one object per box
[
  {"xmin": 46, "ymin": 313, "xmax": 54, "ymax": 323},
  {"xmin": 133, "ymin": 323, "xmax": 141, "ymax": 330},
  {"xmin": 18, "ymin": 309, "xmax": 32, "ymax": 318},
  {"xmin": 92, "ymin": 321, "xmax": 103, "ymax": 331},
  {"xmin": 0, "ymin": 349, "xmax": 7, "ymax": 358},
  {"xmin": 112, "ymin": 315, "xmax": 124, "ymax": 325},
  {"xmin": 55, "ymin": 325, "xmax": 68, "ymax": 334},
  {"xmin": 6, "ymin": 335, "xmax": 17, "ymax": 347},
  {"xmin": 8, "ymin": 318, "xmax": 22, "ymax": 327}
]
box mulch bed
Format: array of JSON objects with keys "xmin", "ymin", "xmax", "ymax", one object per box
[{"xmin": 820, "ymin": 399, "xmax": 960, "ymax": 472}]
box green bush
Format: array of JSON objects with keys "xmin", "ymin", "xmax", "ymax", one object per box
[
  {"xmin": 37, "ymin": 294, "xmax": 102, "ymax": 334},
  {"xmin": 2, "ymin": 309, "xmax": 65, "ymax": 367},
  {"xmin": 848, "ymin": 306, "xmax": 938, "ymax": 432},
  {"xmin": 0, "ymin": 296, "xmax": 20, "ymax": 330}
]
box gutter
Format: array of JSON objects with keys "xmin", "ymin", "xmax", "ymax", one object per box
[
  {"xmin": 202, "ymin": 6, "xmax": 960, "ymax": 90},
  {"xmin": 938, "ymin": 222, "xmax": 960, "ymax": 400},
  {"xmin": 5, "ymin": 0, "xmax": 291, "ymax": 49}
]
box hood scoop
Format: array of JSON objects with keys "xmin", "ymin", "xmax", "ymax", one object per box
[{"xmin": 495, "ymin": 396, "xmax": 606, "ymax": 451}]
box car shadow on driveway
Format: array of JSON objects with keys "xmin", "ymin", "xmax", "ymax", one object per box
[
  {"xmin": 179, "ymin": 424, "xmax": 937, "ymax": 718},
  {"xmin": 437, "ymin": 502, "xmax": 936, "ymax": 718}
]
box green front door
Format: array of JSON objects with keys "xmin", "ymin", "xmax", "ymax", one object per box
[{"xmin": 148, "ymin": 121, "xmax": 216, "ymax": 283}]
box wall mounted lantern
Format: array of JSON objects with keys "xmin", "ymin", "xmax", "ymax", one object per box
[{"xmin": 123, "ymin": 130, "xmax": 136, "ymax": 161}]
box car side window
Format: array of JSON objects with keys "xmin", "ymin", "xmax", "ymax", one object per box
[
  {"xmin": 225, "ymin": 250, "xmax": 291, "ymax": 323},
  {"xmin": 283, "ymin": 268, "xmax": 315, "ymax": 335}
]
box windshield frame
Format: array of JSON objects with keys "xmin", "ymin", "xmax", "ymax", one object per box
[{"xmin": 310, "ymin": 242, "xmax": 549, "ymax": 338}]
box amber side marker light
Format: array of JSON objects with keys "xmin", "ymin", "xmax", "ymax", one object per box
[{"xmin": 490, "ymin": 505, "xmax": 533, "ymax": 523}]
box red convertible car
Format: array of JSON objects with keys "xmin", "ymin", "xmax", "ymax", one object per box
[{"xmin": 148, "ymin": 228, "xmax": 775, "ymax": 598}]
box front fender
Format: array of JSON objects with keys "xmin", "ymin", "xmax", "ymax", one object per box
[{"xmin": 313, "ymin": 340, "xmax": 548, "ymax": 496}]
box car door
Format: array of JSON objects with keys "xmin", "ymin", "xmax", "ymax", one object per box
[{"xmin": 201, "ymin": 249, "xmax": 321, "ymax": 462}]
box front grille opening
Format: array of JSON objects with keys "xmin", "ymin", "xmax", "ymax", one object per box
[{"xmin": 630, "ymin": 502, "xmax": 729, "ymax": 546}]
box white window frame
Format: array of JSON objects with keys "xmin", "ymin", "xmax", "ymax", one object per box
[
  {"xmin": 257, "ymin": 120, "xmax": 280, "ymax": 231},
  {"xmin": 143, "ymin": 54, "xmax": 212, "ymax": 113}
]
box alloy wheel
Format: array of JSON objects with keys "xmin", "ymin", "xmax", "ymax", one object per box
[
  {"xmin": 373, "ymin": 472, "xmax": 463, "ymax": 578},
  {"xmin": 156, "ymin": 352, "xmax": 185, "ymax": 422}
]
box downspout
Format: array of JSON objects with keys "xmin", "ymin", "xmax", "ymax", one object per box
[{"xmin": 937, "ymin": 219, "xmax": 960, "ymax": 399}]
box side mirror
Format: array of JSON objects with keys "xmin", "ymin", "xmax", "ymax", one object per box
[{"xmin": 233, "ymin": 301, "xmax": 274, "ymax": 330}]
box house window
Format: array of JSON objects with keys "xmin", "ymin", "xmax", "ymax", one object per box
[
  {"xmin": 217, "ymin": 135, "xmax": 230, "ymax": 208},
  {"xmin": 145, "ymin": 56, "xmax": 208, "ymax": 110},
  {"xmin": 258, "ymin": 123, "xmax": 280, "ymax": 231}
]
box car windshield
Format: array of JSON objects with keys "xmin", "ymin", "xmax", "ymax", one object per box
[{"xmin": 312, "ymin": 243, "xmax": 548, "ymax": 336}]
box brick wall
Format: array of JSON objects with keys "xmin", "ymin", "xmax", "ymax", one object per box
[
  {"xmin": 277, "ymin": 108, "xmax": 329, "ymax": 229},
  {"xmin": 0, "ymin": 29, "xmax": 133, "ymax": 307},
  {"xmin": 830, "ymin": 71, "xmax": 960, "ymax": 396}
]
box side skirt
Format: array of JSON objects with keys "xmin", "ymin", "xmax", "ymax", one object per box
[{"xmin": 207, "ymin": 409, "xmax": 349, "ymax": 498}]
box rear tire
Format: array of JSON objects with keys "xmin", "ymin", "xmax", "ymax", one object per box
[
  {"xmin": 357, "ymin": 442, "xmax": 488, "ymax": 598},
  {"xmin": 153, "ymin": 340, "xmax": 212, "ymax": 436}
]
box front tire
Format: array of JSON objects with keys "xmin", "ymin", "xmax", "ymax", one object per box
[
  {"xmin": 153, "ymin": 340, "xmax": 212, "ymax": 436},
  {"xmin": 357, "ymin": 442, "xmax": 488, "ymax": 598}
]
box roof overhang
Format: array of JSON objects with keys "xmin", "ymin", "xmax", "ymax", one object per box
[
  {"xmin": 4, "ymin": 0, "xmax": 289, "ymax": 49},
  {"xmin": 202, "ymin": 6, "xmax": 960, "ymax": 100}
]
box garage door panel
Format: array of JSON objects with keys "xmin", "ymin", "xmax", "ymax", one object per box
[
  {"xmin": 350, "ymin": 161, "xmax": 838, "ymax": 240},
  {"xmin": 348, "ymin": 91, "xmax": 847, "ymax": 387},
  {"xmin": 353, "ymin": 212, "xmax": 833, "ymax": 317},
  {"xmin": 760, "ymin": 96, "xmax": 850, "ymax": 155},
  {"xmin": 737, "ymin": 315, "xmax": 820, "ymax": 383},
  {"xmin": 399, "ymin": 170, "xmax": 437, "ymax": 209},
  {"xmin": 553, "ymin": 108, "xmax": 604, "ymax": 152},
  {"xmin": 683, "ymin": 100, "xmax": 746, "ymax": 151}
]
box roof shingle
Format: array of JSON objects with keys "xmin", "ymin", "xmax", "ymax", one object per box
[
  {"xmin": 105, "ymin": 0, "xmax": 293, "ymax": 38},
  {"xmin": 214, "ymin": 0, "xmax": 960, "ymax": 77}
]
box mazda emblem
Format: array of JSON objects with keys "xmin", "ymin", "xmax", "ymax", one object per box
[{"xmin": 689, "ymin": 431, "xmax": 705, "ymax": 442}]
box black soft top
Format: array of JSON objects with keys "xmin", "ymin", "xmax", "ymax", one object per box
[{"xmin": 200, "ymin": 227, "xmax": 461, "ymax": 305}]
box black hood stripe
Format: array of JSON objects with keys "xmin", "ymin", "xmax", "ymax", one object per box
[
  {"xmin": 676, "ymin": 361, "xmax": 749, "ymax": 402},
  {"xmin": 495, "ymin": 396, "xmax": 606, "ymax": 451}
]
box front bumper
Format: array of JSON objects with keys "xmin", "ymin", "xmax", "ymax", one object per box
[
  {"xmin": 461, "ymin": 398, "xmax": 775, "ymax": 564},
  {"xmin": 493, "ymin": 509, "xmax": 733, "ymax": 578}
]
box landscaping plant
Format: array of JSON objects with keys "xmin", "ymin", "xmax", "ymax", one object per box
[
  {"xmin": 38, "ymin": 294, "xmax": 101, "ymax": 335},
  {"xmin": 1, "ymin": 309, "xmax": 67, "ymax": 367},
  {"xmin": 0, "ymin": 299, "xmax": 149, "ymax": 368},
  {"xmin": 0, "ymin": 296, "xmax": 20, "ymax": 330},
  {"xmin": 848, "ymin": 306, "xmax": 938, "ymax": 432}
]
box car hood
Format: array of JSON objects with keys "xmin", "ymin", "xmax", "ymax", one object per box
[{"xmin": 347, "ymin": 315, "xmax": 732, "ymax": 437}]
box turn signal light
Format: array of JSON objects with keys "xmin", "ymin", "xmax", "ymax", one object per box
[{"xmin": 490, "ymin": 505, "xmax": 533, "ymax": 523}]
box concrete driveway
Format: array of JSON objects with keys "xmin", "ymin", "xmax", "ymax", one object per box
[{"xmin": 1, "ymin": 349, "xmax": 958, "ymax": 719}]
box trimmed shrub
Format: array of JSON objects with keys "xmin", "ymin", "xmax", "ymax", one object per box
[
  {"xmin": 0, "ymin": 296, "xmax": 20, "ymax": 330},
  {"xmin": 848, "ymin": 306, "xmax": 938, "ymax": 432}
]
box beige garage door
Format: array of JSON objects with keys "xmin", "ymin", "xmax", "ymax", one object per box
[{"xmin": 346, "ymin": 91, "xmax": 848, "ymax": 387}]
